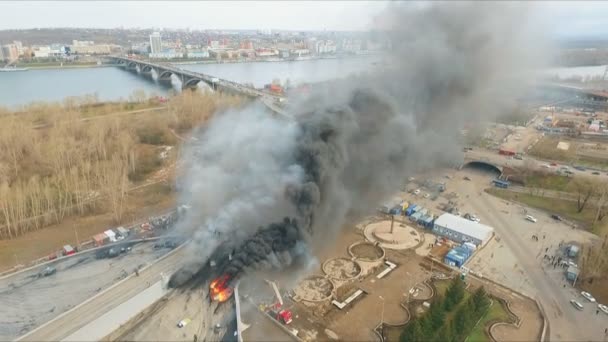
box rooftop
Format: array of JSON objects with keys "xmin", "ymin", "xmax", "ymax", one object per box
[{"xmin": 434, "ymin": 213, "xmax": 494, "ymax": 242}]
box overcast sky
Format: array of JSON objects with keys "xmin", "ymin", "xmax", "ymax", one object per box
[{"xmin": 0, "ymin": 1, "xmax": 606, "ymax": 38}]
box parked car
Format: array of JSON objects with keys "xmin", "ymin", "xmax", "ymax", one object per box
[
  {"xmin": 550, "ymin": 214, "xmax": 562, "ymax": 221},
  {"xmin": 177, "ymin": 318, "xmax": 191, "ymax": 328},
  {"xmin": 413, "ymin": 189, "xmax": 421, "ymax": 195},
  {"xmin": 550, "ymin": 162, "xmax": 558, "ymax": 166},
  {"xmin": 39, "ymin": 266, "xmax": 56, "ymax": 277},
  {"xmin": 581, "ymin": 291, "xmax": 596, "ymax": 303},
  {"xmin": 541, "ymin": 164, "xmax": 550, "ymax": 169},
  {"xmin": 463, "ymin": 176, "xmax": 472, "ymax": 181},
  {"xmin": 423, "ymin": 193, "xmax": 430, "ymax": 198},
  {"xmin": 570, "ymin": 299, "xmax": 584, "ymax": 311},
  {"xmin": 525, "ymin": 215, "xmax": 537, "ymax": 223},
  {"xmin": 470, "ymin": 214, "xmax": 480, "ymax": 223},
  {"xmin": 574, "ymin": 166, "xmax": 586, "ymax": 171},
  {"xmin": 592, "ymin": 171, "xmax": 600, "ymax": 175},
  {"xmin": 598, "ymin": 304, "xmax": 608, "ymax": 315}
]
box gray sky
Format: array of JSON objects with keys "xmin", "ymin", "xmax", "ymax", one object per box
[{"xmin": 0, "ymin": 1, "xmax": 606, "ymax": 38}]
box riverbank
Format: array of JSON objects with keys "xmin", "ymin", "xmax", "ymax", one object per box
[
  {"xmin": 168, "ymin": 53, "xmax": 384, "ymax": 66},
  {"xmin": 13, "ymin": 63, "xmax": 112, "ymax": 70}
]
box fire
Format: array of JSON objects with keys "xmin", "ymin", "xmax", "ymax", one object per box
[{"xmin": 210, "ymin": 274, "xmax": 233, "ymax": 302}]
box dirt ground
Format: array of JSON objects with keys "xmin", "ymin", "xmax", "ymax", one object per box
[
  {"xmin": 491, "ymin": 295, "xmax": 544, "ymax": 342},
  {"xmin": 0, "ymin": 182, "xmax": 176, "ymax": 272}
]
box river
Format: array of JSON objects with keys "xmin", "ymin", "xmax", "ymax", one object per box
[
  {"xmin": 1, "ymin": 57, "xmax": 602, "ymax": 108},
  {"xmin": 0, "ymin": 56, "xmax": 383, "ymax": 108}
]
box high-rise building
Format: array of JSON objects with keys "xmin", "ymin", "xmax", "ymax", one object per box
[
  {"xmin": 1, "ymin": 44, "xmax": 19, "ymax": 61},
  {"xmin": 149, "ymin": 32, "xmax": 162, "ymax": 54}
]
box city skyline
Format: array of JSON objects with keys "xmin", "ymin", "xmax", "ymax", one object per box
[{"xmin": 0, "ymin": 1, "xmax": 606, "ymax": 39}]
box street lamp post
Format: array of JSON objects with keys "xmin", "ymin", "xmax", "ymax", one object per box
[
  {"xmin": 379, "ymin": 295, "xmax": 385, "ymax": 341},
  {"xmin": 406, "ymin": 272, "xmax": 412, "ymax": 303}
]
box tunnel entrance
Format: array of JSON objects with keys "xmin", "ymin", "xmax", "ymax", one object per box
[{"xmin": 463, "ymin": 161, "xmax": 502, "ymax": 177}]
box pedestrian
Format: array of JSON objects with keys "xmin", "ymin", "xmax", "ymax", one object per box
[
  {"xmin": 546, "ymin": 247, "xmax": 549, "ymax": 252},
  {"xmin": 597, "ymin": 309, "xmax": 600, "ymax": 315},
  {"xmin": 543, "ymin": 234, "xmax": 546, "ymax": 239}
]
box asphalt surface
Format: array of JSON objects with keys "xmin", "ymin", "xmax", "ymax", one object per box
[
  {"xmin": 15, "ymin": 243, "xmax": 183, "ymax": 342},
  {"xmin": 455, "ymin": 170, "xmax": 604, "ymax": 341},
  {"xmin": 465, "ymin": 148, "xmax": 608, "ymax": 181}
]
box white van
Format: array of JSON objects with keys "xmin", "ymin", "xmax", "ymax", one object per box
[{"xmin": 525, "ymin": 215, "xmax": 537, "ymax": 223}]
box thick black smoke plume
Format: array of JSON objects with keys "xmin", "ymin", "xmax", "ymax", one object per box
[{"xmin": 170, "ymin": 2, "xmax": 550, "ymax": 288}]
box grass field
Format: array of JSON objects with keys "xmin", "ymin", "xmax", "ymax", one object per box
[
  {"xmin": 524, "ymin": 173, "xmax": 573, "ymax": 191},
  {"xmin": 487, "ymin": 188, "xmax": 599, "ymax": 229},
  {"xmin": 529, "ymin": 136, "xmax": 608, "ymax": 169},
  {"xmin": 467, "ymin": 300, "xmax": 512, "ymax": 342}
]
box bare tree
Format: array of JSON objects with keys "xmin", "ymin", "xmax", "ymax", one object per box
[{"xmin": 570, "ymin": 178, "xmax": 596, "ymax": 213}]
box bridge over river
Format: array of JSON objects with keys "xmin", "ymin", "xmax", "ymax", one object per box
[{"xmin": 109, "ymin": 57, "xmax": 290, "ymax": 118}]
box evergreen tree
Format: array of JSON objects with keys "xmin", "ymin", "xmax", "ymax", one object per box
[
  {"xmin": 419, "ymin": 315, "xmax": 434, "ymax": 338},
  {"xmin": 401, "ymin": 319, "xmax": 423, "ymax": 342},
  {"xmin": 472, "ymin": 286, "xmax": 490, "ymax": 314},
  {"xmin": 454, "ymin": 305, "xmax": 474, "ymax": 340},
  {"xmin": 429, "ymin": 296, "xmax": 446, "ymax": 331},
  {"xmin": 444, "ymin": 278, "xmax": 465, "ymax": 311},
  {"xmin": 436, "ymin": 321, "xmax": 454, "ymax": 342}
]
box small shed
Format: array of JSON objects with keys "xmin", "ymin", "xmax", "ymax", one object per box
[
  {"xmin": 421, "ymin": 215, "xmax": 434, "ymax": 228},
  {"xmin": 405, "ymin": 204, "xmax": 418, "ymax": 216},
  {"xmin": 410, "ymin": 212, "xmax": 423, "ymax": 222},
  {"xmin": 568, "ymin": 245, "xmax": 580, "ymax": 258},
  {"xmin": 566, "ymin": 266, "xmax": 579, "ymax": 281}
]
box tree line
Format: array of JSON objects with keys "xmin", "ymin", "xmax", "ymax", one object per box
[
  {"xmin": 400, "ymin": 278, "xmax": 491, "ymax": 342},
  {"xmin": 0, "ymin": 90, "xmax": 244, "ymax": 239}
]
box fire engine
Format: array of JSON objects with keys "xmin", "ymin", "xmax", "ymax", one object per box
[{"xmin": 265, "ymin": 280, "xmax": 293, "ymax": 325}]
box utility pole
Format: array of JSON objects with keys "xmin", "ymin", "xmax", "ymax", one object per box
[
  {"xmin": 379, "ymin": 295, "xmax": 385, "ymax": 340},
  {"xmin": 74, "ymin": 225, "xmax": 80, "ymax": 247},
  {"xmin": 390, "ymin": 215, "xmax": 395, "ymax": 234}
]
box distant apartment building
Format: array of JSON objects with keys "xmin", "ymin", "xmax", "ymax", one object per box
[
  {"xmin": 0, "ymin": 46, "xmax": 4, "ymax": 61},
  {"xmin": 209, "ymin": 40, "xmax": 220, "ymax": 49},
  {"xmin": 32, "ymin": 46, "xmax": 51, "ymax": 58},
  {"xmin": 255, "ymin": 48, "xmax": 278, "ymax": 57},
  {"xmin": 13, "ymin": 41, "xmax": 23, "ymax": 56},
  {"xmin": 72, "ymin": 40, "xmax": 94, "ymax": 46},
  {"xmin": 186, "ymin": 48, "xmax": 210, "ymax": 59},
  {"xmin": 314, "ymin": 40, "xmax": 337, "ymax": 55},
  {"xmin": 149, "ymin": 32, "xmax": 162, "ymax": 54},
  {"xmin": 240, "ymin": 40, "xmax": 254, "ymax": 50},
  {"xmin": 1, "ymin": 44, "xmax": 19, "ymax": 61},
  {"xmin": 149, "ymin": 50, "xmax": 183, "ymax": 59},
  {"xmin": 70, "ymin": 44, "xmax": 112, "ymax": 55}
]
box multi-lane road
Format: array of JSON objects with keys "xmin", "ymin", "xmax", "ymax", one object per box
[
  {"xmin": 451, "ymin": 170, "xmax": 603, "ymax": 341},
  {"xmin": 465, "ymin": 148, "xmax": 608, "ymax": 181},
  {"xmin": 17, "ymin": 244, "xmax": 189, "ymax": 342}
]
